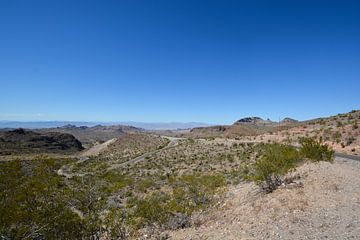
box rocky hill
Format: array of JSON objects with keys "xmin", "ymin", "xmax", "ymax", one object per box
[
  {"xmin": 189, "ymin": 124, "xmax": 259, "ymax": 138},
  {"xmin": 281, "ymin": 117, "xmax": 298, "ymax": 124},
  {"xmin": 0, "ymin": 129, "xmax": 83, "ymax": 155},
  {"xmin": 249, "ymin": 110, "xmax": 360, "ymax": 155},
  {"xmin": 189, "ymin": 116, "xmax": 296, "ymax": 138}
]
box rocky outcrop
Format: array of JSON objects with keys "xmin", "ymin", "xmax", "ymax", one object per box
[
  {"xmin": 235, "ymin": 117, "xmax": 263, "ymax": 123},
  {"xmin": 0, "ymin": 129, "xmax": 84, "ymax": 155},
  {"xmin": 234, "ymin": 117, "xmax": 275, "ymax": 125}
]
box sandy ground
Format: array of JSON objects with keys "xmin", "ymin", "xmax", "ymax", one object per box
[{"xmin": 170, "ymin": 157, "xmax": 360, "ymax": 239}]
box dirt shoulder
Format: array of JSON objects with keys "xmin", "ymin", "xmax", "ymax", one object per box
[{"xmin": 170, "ymin": 157, "xmax": 360, "ymax": 239}]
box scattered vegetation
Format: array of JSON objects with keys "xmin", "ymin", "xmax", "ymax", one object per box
[
  {"xmin": 248, "ymin": 137, "xmax": 334, "ymax": 193},
  {"xmin": 0, "ymin": 125, "xmax": 345, "ymax": 238},
  {"xmin": 0, "ymin": 151, "xmax": 228, "ymax": 239}
]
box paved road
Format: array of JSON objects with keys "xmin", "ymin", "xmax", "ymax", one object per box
[
  {"xmin": 335, "ymin": 152, "xmax": 360, "ymax": 161},
  {"xmin": 81, "ymin": 138, "xmax": 117, "ymax": 157}
]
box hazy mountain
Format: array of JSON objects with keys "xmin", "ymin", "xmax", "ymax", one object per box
[
  {"xmin": 117, "ymin": 122, "xmax": 210, "ymax": 130},
  {"xmin": 0, "ymin": 121, "xmax": 98, "ymax": 129},
  {"xmin": 0, "ymin": 121, "xmax": 210, "ymax": 130},
  {"xmin": 36, "ymin": 125, "xmax": 142, "ymax": 147}
]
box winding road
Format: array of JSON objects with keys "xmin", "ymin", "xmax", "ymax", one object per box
[
  {"xmin": 105, "ymin": 136, "xmax": 184, "ymax": 172},
  {"xmin": 57, "ymin": 136, "xmax": 185, "ymax": 178}
]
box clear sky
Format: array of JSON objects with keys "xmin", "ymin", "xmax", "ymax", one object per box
[{"xmin": 0, "ymin": 0, "xmax": 359, "ymax": 124}]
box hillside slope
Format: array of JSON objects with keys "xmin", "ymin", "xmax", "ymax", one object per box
[
  {"xmin": 189, "ymin": 116, "xmax": 297, "ymax": 138},
  {"xmin": 251, "ymin": 110, "xmax": 360, "ymax": 155},
  {"xmin": 170, "ymin": 157, "xmax": 360, "ymax": 239}
]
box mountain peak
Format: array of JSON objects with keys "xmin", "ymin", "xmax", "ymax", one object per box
[
  {"xmin": 281, "ymin": 117, "xmax": 298, "ymax": 124},
  {"xmin": 234, "ymin": 117, "xmax": 274, "ymax": 125}
]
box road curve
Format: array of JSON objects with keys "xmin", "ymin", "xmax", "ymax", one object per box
[{"xmin": 105, "ymin": 136, "xmax": 184, "ymax": 172}]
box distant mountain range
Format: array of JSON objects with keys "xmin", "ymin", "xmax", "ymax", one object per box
[
  {"xmin": 0, "ymin": 121, "xmax": 211, "ymax": 130},
  {"xmin": 118, "ymin": 122, "xmax": 211, "ymax": 130}
]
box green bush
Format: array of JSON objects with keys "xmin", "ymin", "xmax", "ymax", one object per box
[
  {"xmin": 251, "ymin": 143, "xmax": 300, "ymax": 193},
  {"xmin": 129, "ymin": 173, "xmax": 225, "ymax": 231},
  {"xmin": 299, "ymin": 137, "xmax": 334, "ymax": 162},
  {"xmin": 136, "ymin": 178, "xmax": 155, "ymax": 192},
  {"xmin": 132, "ymin": 193, "xmax": 170, "ymax": 227},
  {"xmin": 0, "ymin": 159, "xmax": 85, "ymax": 239},
  {"xmin": 169, "ymin": 174, "xmax": 225, "ymax": 215},
  {"xmin": 103, "ymin": 171, "xmax": 133, "ymax": 193}
]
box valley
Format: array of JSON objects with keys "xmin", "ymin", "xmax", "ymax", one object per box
[{"xmin": 1, "ymin": 110, "xmax": 360, "ymax": 239}]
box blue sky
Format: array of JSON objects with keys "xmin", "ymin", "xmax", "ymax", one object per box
[{"xmin": 0, "ymin": 0, "xmax": 359, "ymax": 124}]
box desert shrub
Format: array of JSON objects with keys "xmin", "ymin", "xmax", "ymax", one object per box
[
  {"xmin": 131, "ymin": 193, "xmax": 170, "ymax": 228},
  {"xmin": 0, "ymin": 159, "xmax": 85, "ymax": 239},
  {"xmin": 251, "ymin": 143, "xmax": 300, "ymax": 193},
  {"xmin": 128, "ymin": 173, "xmax": 225, "ymax": 232},
  {"xmin": 228, "ymin": 165, "xmax": 250, "ymax": 184},
  {"xmin": 103, "ymin": 208, "xmax": 129, "ymax": 239},
  {"xmin": 353, "ymin": 121, "xmax": 358, "ymax": 130},
  {"xmin": 136, "ymin": 178, "xmax": 155, "ymax": 192},
  {"xmin": 169, "ymin": 174, "xmax": 225, "ymax": 214},
  {"xmin": 332, "ymin": 131, "xmax": 342, "ymax": 143},
  {"xmin": 299, "ymin": 137, "xmax": 334, "ymax": 162},
  {"xmin": 103, "ymin": 171, "xmax": 133, "ymax": 193}
]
